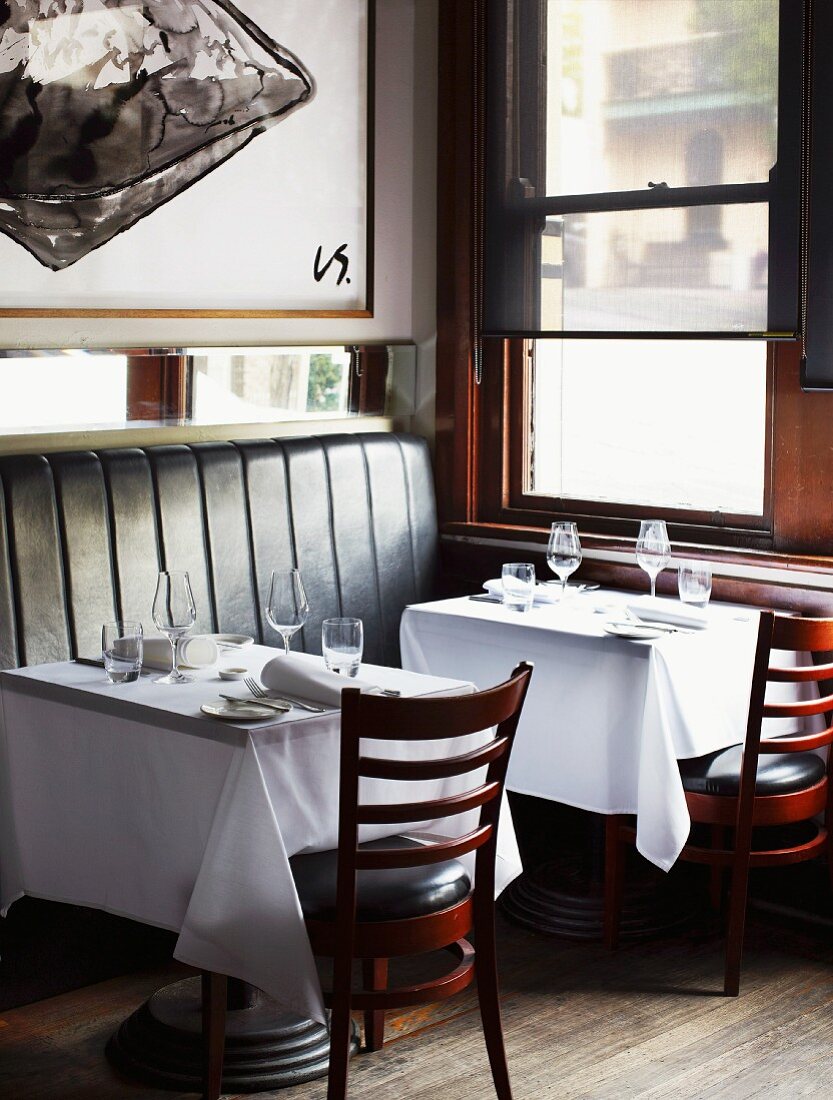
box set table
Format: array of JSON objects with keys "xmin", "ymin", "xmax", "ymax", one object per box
[
  {"xmin": 0, "ymin": 647, "xmax": 519, "ymax": 1091},
  {"xmin": 400, "ymin": 591, "xmax": 821, "ymax": 937}
]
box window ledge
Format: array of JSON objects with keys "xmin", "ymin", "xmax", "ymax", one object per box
[{"xmin": 441, "ymin": 521, "xmax": 833, "ymax": 599}]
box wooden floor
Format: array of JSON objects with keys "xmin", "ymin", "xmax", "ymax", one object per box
[{"xmin": 2, "ymin": 911, "xmax": 832, "ymax": 1100}]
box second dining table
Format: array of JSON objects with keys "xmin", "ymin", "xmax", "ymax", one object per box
[{"xmin": 400, "ymin": 589, "xmax": 780, "ymax": 873}]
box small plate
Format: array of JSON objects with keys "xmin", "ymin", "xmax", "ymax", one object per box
[
  {"xmin": 201, "ymin": 700, "xmax": 276, "ymax": 721},
  {"xmin": 603, "ymin": 622, "xmax": 664, "ymax": 641},
  {"xmin": 208, "ymin": 634, "xmax": 255, "ymax": 648}
]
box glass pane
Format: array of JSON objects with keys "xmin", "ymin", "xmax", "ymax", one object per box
[
  {"xmin": 531, "ymin": 339, "xmax": 766, "ymax": 514},
  {"xmin": 0, "ymin": 355, "xmax": 127, "ymax": 433},
  {"xmin": 190, "ymin": 347, "xmax": 353, "ymax": 423},
  {"xmin": 547, "ymin": 0, "xmax": 779, "ymax": 196},
  {"xmin": 541, "ymin": 203, "xmax": 769, "ymax": 331}
]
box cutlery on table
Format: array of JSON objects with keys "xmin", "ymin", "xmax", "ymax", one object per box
[
  {"xmin": 219, "ymin": 693, "xmax": 291, "ymax": 713},
  {"xmin": 620, "ymin": 610, "xmax": 694, "ymax": 634},
  {"xmin": 244, "ymin": 676, "xmax": 328, "ymax": 712}
]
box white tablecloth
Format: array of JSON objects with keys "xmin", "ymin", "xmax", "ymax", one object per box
[
  {"xmin": 401, "ymin": 594, "xmax": 770, "ymax": 872},
  {"xmin": 0, "ymin": 648, "xmax": 520, "ymax": 1024}
]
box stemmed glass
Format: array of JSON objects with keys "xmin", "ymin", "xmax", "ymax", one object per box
[
  {"xmin": 265, "ymin": 569, "xmax": 309, "ymax": 656},
  {"xmin": 546, "ymin": 521, "xmax": 582, "ymax": 601},
  {"xmin": 635, "ymin": 519, "xmax": 671, "ymax": 598},
  {"xmin": 151, "ymin": 570, "xmax": 197, "ymax": 684}
]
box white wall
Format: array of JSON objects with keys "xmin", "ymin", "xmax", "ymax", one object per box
[{"xmin": 0, "ymin": 1, "xmax": 439, "ymax": 439}]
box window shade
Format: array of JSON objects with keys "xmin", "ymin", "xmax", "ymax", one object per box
[{"xmin": 483, "ymin": 0, "xmax": 803, "ymax": 339}]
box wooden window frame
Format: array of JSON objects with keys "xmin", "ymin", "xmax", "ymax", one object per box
[{"xmin": 435, "ymin": 1, "xmax": 833, "ymax": 605}]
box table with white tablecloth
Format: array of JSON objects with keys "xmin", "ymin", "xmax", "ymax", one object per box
[
  {"xmin": 401, "ymin": 594, "xmax": 773, "ymax": 872},
  {"xmin": 0, "ymin": 648, "xmax": 520, "ymax": 1026}
]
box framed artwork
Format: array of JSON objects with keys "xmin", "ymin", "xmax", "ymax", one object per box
[{"xmin": 0, "ymin": 0, "xmax": 374, "ymax": 317}]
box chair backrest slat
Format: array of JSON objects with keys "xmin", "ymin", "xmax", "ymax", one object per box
[
  {"xmin": 358, "ymin": 736, "xmax": 509, "ymax": 781},
  {"xmin": 769, "ymin": 662, "xmax": 833, "ymax": 683},
  {"xmin": 764, "ymin": 697, "xmax": 833, "ymax": 721},
  {"xmin": 761, "ymin": 727, "xmax": 833, "ymax": 754},
  {"xmin": 354, "ymin": 826, "xmax": 494, "ymax": 870},
  {"xmin": 356, "ymin": 781, "xmax": 500, "ymax": 826}
]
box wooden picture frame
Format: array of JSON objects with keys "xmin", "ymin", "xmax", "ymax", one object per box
[{"xmin": 0, "ymin": 0, "xmax": 374, "ymax": 318}]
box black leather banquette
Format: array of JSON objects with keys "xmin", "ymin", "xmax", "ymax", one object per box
[{"xmin": 0, "ymin": 431, "xmax": 437, "ymax": 671}]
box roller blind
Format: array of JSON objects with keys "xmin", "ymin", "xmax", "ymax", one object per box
[{"xmin": 483, "ymin": 0, "xmax": 803, "ymax": 339}]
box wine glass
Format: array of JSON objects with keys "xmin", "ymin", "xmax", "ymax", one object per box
[
  {"xmin": 635, "ymin": 519, "xmax": 671, "ymax": 598},
  {"xmin": 151, "ymin": 570, "xmax": 196, "ymax": 684},
  {"xmin": 265, "ymin": 569, "xmax": 309, "ymax": 656},
  {"xmin": 546, "ymin": 521, "xmax": 582, "ymax": 601}
]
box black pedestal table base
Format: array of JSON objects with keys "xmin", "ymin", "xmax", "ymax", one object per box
[
  {"xmin": 106, "ymin": 976, "xmax": 358, "ymax": 1092},
  {"xmin": 500, "ymin": 852, "xmax": 691, "ymax": 940}
]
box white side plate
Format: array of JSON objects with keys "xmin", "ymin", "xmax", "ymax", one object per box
[{"xmin": 207, "ymin": 634, "xmax": 255, "ymax": 648}]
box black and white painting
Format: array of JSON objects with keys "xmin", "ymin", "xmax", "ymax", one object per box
[{"xmin": 0, "ymin": 0, "xmax": 370, "ymax": 313}]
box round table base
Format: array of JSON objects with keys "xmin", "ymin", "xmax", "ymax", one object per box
[
  {"xmin": 106, "ymin": 976, "xmax": 358, "ymax": 1093},
  {"xmin": 500, "ymin": 854, "xmax": 692, "ymax": 941}
]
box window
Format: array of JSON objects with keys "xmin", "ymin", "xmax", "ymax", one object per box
[
  {"xmin": 436, "ymin": 0, "xmax": 833, "ymax": 569},
  {"xmin": 0, "ymin": 346, "xmax": 403, "ymax": 444},
  {"xmin": 530, "ymin": 339, "xmax": 768, "ymax": 515},
  {"xmin": 190, "ymin": 348, "xmax": 354, "ymax": 423},
  {"xmin": 0, "ymin": 354, "xmax": 129, "ymax": 433}
]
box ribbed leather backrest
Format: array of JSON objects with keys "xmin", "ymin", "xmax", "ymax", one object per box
[{"xmin": 0, "ymin": 433, "xmax": 437, "ymax": 670}]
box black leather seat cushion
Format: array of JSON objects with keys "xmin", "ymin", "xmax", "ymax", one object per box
[
  {"xmin": 679, "ymin": 744, "xmax": 826, "ymax": 797},
  {"xmin": 290, "ymin": 837, "xmax": 471, "ymax": 923}
]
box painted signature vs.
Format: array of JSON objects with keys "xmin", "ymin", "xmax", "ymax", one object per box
[{"xmin": 313, "ymin": 243, "xmax": 350, "ymax": 286}]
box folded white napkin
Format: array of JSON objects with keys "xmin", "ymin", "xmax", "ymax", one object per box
[
  {"xmin": 260, "ymin": 653, "xmax": 375, "ymax": 707},
  {"xmin": 483, "ymin": 577, "xmax": 563, "ymax": 604},
  {"xmin": 626, "ymin": 597, "xmax": 708, "ymax": 630},
  {"xmin": 142, "ymin": 634, "xmax": 219, "ymax": 670}
]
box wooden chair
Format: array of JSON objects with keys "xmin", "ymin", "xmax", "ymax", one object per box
[
  {"xmin": 202, "ymin": 661, "xmax": 533, "ymax": 1100},
  {"xmin": 605, "ymin": 610, "xmax": 833, "ymax": 996}
]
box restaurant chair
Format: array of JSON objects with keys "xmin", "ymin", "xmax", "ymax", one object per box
[
  {"xmin": 605, "ymin": 610, "xmax": 833, "ymax": 996},
  {"xmin": 202, "ymin": 661, "xmax": 533, "ymax": 1100}
]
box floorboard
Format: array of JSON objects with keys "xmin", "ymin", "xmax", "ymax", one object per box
[{"xmin": 2, "ymin": 913, "xmax": 832, "ymax": 1099}]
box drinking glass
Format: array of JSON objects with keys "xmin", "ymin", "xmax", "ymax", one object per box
[
  {"xmin": 678, "ymin": 561, "xmax": 712, "ymax": 609},
  {"xmin": 322, "ymin": 617, "xmax": 364, "ymax": 677},
  {"xmin": 501, "ymin": 562, "xmax": 536, "ymax": 612},
  {"xmin": 151, "ymin": 570, "xmax": 197, "ymax": 684},
  {"xmin": 546, "ymin": 521, "xmax": 582, "ymax": 600},
  {"xmin": 635, "ymin": 519, "xmax": 671, "ymax": 598},
  {"xmin": 265, "ymin": 569, "xmax": 309, "ymax": 656},
  {"xmin": 102, "ymin": 620, "xmax": 143, "ymax": 684}
]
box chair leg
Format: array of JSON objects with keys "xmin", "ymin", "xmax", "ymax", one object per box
[
  {"xmin": 710, "ymin": 825, "xmax": 727, "ymax": 912},
  {"xmin": 362, "ymin": 958, "xmax": 388, "ymax": 1052},
  {"xmin": 604, "ymin": 814, "xmax": 625, "ymax": 950},
  {"xmin": 473, "ymin": 894, "xmax": 513, "ymax": 1100},
  {"xmin": 201, "ymin": 971, "xmax": 227, "ymax": 1100},
  {"xmin": 326, "ymin": 952, "xmax": 354, "ymax": 1100},
  {"xmin": 724, "ymin": 854, "xmax": 752, "ymax": 997}
]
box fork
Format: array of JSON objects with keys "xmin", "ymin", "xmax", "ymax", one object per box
[{"xmin": 244, "ymin": 676, "xmax": 328, "ymax": 712}]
